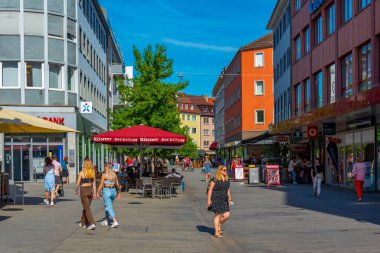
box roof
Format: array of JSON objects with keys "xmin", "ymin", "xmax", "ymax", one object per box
[
  {"xmin": 239, "ymin": 33, "xmax": 273, "ymax": 52},
  {"xmin": 177, "ymin": 94, "xmax": 214, "ymax": 115},
  {"xmin": 266, "ymin": 0, "xmax": 289, "ymax": 30}
]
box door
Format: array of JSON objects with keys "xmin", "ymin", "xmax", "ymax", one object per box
[{"xmin": 13, "ymin": 145, "xmax": 31, "ymax": 181}]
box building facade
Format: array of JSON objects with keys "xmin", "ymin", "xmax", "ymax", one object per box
[
  {"xmin": 0, "ymin": 0, "xmax": 123, "ymax": 183},
  {"xmin": 218, "ymin": 34, "xmax": 274, "ymax": 157},
  {"xmin": 212, "ymin": 72, "xmax": 225, "ymax": 151},
  {"xmin": 267, "ymin": 0, "xmax": 292, "ymax": 124},
  {"xmin": 273, "ymin": 0, "xmax": 380, "ymax": 191},
  {"xmin": 178, "ymin": 95, "xmax": 201, "ymax": 148}
]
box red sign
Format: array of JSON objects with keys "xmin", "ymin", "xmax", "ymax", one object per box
[
  {"xmin": 274, "ymin": 135, "xmax": 289, "ymax": 142},
  {"xmin": 38, "ymin": 116, "xmax": 65, "ymax": 125},
  {"xmin": 265, "ymin": 165, "xmax": 281, "ymax": 187},
  {"xmin": 307, "ymin": 125, "xmax": 318, "ymax": 139}
]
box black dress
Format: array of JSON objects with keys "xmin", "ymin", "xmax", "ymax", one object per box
[{"xmin": 211, "ymin": 180, "xmax": 230, "ymax": 214}]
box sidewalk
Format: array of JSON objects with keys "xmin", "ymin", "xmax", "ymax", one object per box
[{"xmin": 0, "ymin": 171, "xmax": 379, "ymax": 253}]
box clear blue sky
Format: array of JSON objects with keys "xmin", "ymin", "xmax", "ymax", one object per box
[{"xmin": 99, "ymin": 0, "xmax": 277, "ymax": 97}]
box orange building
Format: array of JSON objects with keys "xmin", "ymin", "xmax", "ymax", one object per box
[{"xmin": 221, "ymin": 33, "xmax": 274, "ymax": 153}]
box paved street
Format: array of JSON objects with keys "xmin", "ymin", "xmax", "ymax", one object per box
[{"xmin": 1, "ymin": 169, "xmax": 380, "ymax": 253}]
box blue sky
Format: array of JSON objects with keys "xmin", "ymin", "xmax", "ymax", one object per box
[{"xmin": 99, "ymin": 0, "xmax": 277, "ymax": 96}]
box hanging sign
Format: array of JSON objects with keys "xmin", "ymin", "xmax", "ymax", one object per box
[
  {"xmin": 81, "ymin": 102, "xmax": 93, "ymax": 114},
  {"xmin": 292, "ymin": 129, "xmax": 303, "ymax": 141},
  {"xmin": 307, "ymin": 125, "xmax": 318, "ymax": 139}
]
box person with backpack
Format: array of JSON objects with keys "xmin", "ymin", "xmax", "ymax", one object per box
[{"xmin": 311, "ymin": 158, "xmax": 324, "ymax": 198}]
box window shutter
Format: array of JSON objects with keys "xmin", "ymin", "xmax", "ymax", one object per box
[
  {"xmin": 48, "ymin": 14, "xmax": 63, "ymax": 37},
  {"xmin": 0, "ymin": 12, "xmax": 19, "ymax": 34},
  {"xmin": 24, "ymin": 12, "xmax": 44, "ymax": 36},
  {"xmin": 67, "ymin": 19, "xmax": 76, "ymax": 38}
]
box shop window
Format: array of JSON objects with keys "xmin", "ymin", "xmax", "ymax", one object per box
[
  {"xmin": 327, "ymin": 4, "xmax": 335, "ymax": 35},
  {"xmin": 342, "ymin": 53, "xmax": 353, "ymax": 98},
  {"xmin": 343, "ymin": 0, "xmax": 352, "ymax": 23},
  {"xmin": 26, "ymin": 62, "xmax": 43, "ymax": 88},
  {"xmin": 315, "ymin": 71, "xmax": 323, "ymax": 108},
  {"xmin": 327, "ymin": 64, "xmax": 336, "ymax": 103},
  {"xmin": 1, "ymin": 62, "xmax": 19, "ymax": 87},
  {"xmin": 358, "ymin": 42, "xmax": 372, "ymax": 92},
  {"xmin": 255, "ymin": 110, "xmax": 264, "ymax": 124}
]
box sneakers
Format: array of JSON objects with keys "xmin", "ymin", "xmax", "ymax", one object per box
[
  {"xmin": 87, "ymin": 224, "xmax": 96, "ymax": 230},
  {"xmin": 50, "ymin": 202, "xmax": 54, "ymax": 206},
  {"xmin": 78, "ymin": 223, "xmax": 86, "ymax": 228},
  {"xmin": 44, "ymin": 199, "xmax": 49, "ymax": 205},
  {"xmin": 101, "ymin": 219, "xmax": 108, "ymax": 226},
  {"xmin": 111, "ymin": 221, "xmax": 119, "ymax": 228}
]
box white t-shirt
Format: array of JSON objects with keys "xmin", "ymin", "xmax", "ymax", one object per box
[{"xmin": 288, "ymin": 160, "xmax": 296, "ymax": 172}]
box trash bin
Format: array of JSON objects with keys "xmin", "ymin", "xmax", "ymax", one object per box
[{"xmin": 248, "ymin": 166, "xmax": 260, "ymax": 184}]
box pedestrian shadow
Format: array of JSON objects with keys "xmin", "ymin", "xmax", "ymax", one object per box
[
  {"xmin": 196, "ymin": 225, "xmax": 214, "ymax": 235},
  {"xmin": 0, "ymin": 216, "xmax": 11, "ymax": 222}
]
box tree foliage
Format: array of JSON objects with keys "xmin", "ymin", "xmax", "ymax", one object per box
[{"xmin": 111, "ymin": 44, "xmax": 197, "ymax": 158}]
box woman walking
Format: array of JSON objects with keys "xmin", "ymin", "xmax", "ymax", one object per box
[
  {"xmin": 352, "ymin": 157, "xmax": 366, "ymax": 202},
  {"xmin": 75, "ymin": 159, "xmax": 97, "ymax": 230},
  {"xmin": 203, "ymin": 156, "xmax": 212, "ymax": 183},
  {"xmin": 207, "ymin": 166, "xmax": 232, "ymax": 238},
  {"xmin": 43, "ymin": 157, "xmax": 55, "ymax": 206},
  {"xmin": 97, "ymin": 163, "xmax": 121, "ymax": 228},
  {"xmin": 311, "ymin": 158, "xmax": 324, "ymax": 198}
]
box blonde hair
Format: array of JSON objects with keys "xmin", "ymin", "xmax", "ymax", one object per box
[
  {"xmin": 215, "ymin": 165, "xmax": 228, "ymax": 182},
  {"xmin": 104, "ymin": 163, "xmax": 116, "ymax": 181},
  {"xmin": 83, "ymin": 159, "xmax": 95, "ymax": 179}
]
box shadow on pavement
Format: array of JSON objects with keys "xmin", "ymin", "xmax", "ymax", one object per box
[
  {"xmin": 0, "ymin": 216, "xmax": 11, "ymax": 221},
  {"xmin": 196, "ymin": 225, "xmax": 214, "ymax": 235}
]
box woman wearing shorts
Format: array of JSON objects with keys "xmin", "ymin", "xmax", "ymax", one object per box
[{"xmin": 43, "ymin": 157, "xmax": 55, "ymax": 206}]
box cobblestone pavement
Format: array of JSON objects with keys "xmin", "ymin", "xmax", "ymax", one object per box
[{"xmin": 1, "ymin": 169, "xmax": 380, "ymax": 253}]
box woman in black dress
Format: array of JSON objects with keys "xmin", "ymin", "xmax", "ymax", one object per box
[{"xmin": 207, "ymin": 165, "xmax": 232, "ymax": 238}]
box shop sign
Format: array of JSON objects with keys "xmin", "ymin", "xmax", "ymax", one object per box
[
  {"xmin": 347, "ymin": 117, "xmax": 373, "ymax": 130},
  {"xmin": 274, "ymin": 135, "xmax": 289, "ymax": 142},
  {"xmin": 290, "ymin": 144, "xmax": 308, "ymax": 153},
  {"xmin": 307, "ymin": 125, "xmax": 318, "ymax": 139},
  {"xmin": 309, "ymin": 0, "xmax": 325, "ymax": 14},
  {"xmin": 292, "ymin": 129, "xmax": 303, "ymax": 141},
  {"xmin": 323, "ymin": 123, "xmax": 336, "ymax": 135},
  {"xmin": 38, "ymin": 116, "xmax": 65, "ymax": 125},
  {"xmin": 81, "ymin": 102, "xmax": 93, "ymax": 114}
]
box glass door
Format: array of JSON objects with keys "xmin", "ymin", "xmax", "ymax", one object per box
[{"xmin": 13, "ymin": 145, "xmax": 31, "ymax": 181}]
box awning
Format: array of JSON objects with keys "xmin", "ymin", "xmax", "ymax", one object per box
[
  {"xmin": 0, "ymin": 107, "xmax": 78, "ymax": 133},
  {"xmin": 209, "ymin": 142, "xmax": 217, "ymax": 150}
]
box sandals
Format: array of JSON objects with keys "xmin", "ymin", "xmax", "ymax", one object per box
[
  {"xmin": 214, "ymin": 234, "xmax": 223, "ymax": 238},
  {"xmin": 219, "ymin": 229, "xmax": 223, "ymax": 235}
]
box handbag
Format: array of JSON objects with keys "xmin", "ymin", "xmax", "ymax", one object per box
[{"xmin": 207, "ymin": 205, "xmax": 213, "ymax": 212}]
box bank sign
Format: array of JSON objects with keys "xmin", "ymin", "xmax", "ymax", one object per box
[{"xmin": 309, "ymin": 0, "xmax": 325, "ymax": 14}]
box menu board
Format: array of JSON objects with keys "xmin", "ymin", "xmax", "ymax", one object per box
[
  {"xmin": 235, "ymin": 166, "xmax": 244, "ymax": 180},
  {"xmin": 265, "ymin": 165, "xmax": 281, "ymax": 187}
]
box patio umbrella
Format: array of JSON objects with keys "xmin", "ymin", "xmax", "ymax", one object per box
[
  {"xmin": 0, "ymin": 107, "xmax": 78, "ymax": 133},
  {"xmin": 92, "ymin": 125, "xmax": 186, "ymax": 176}
]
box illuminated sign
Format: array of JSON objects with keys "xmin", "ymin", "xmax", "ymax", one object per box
[{"xmin": 309, "ymin": 0, "xmax": 325, "ymax": 14}]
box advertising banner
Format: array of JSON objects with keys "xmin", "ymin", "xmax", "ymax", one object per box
[
  {"xmin": 234, "ymin": 166, "xmax": 244, "ymax": 180},
  {"xmin": 265, "ymin": 165, "xmax": 281, "ymax": 187}
]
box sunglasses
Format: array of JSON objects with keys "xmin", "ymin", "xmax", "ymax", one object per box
[{"xmin": 221, "ymin": 169, "xmax": 227, "ymax": 172}]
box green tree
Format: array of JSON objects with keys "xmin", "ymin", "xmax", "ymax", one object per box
[{"xmin": 111, "ymin": 44, "xmax": 197, "ymax": 157}]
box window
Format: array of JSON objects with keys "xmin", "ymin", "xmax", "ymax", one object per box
[
  {"xmin": 187, "ymin": 115, "xmax": 190, "ymax": 120},
  {"xmin": 328, "ymin": 64, "xmax": 336, "ymax": 103},
  {"xmin": 295, "ymin": 35, "xmax": 301, "ymax": 60},
  {"xmin": 255, "ymin": 110, "xmax": 264, "ymax": 124},
  {"xmin": 359, "ymin": 43, "xmax": 372, "ymax": 91},
  {"xmin": 49, "ymin": 64, "xmax": 62, "ymax": 89},
  {"xmin": 190, "ymin": 104, "xmax": 193, "ymax": 110},
  {"xmin": 185, "ymin": 104, "xmax": 188, "ymax": 109},
  {"xmin": 342, "ymin": 53, "xmax": 353, "ymax": 97},
  {"xmin": 204, "ymin": 118, "xmax": 209, "ymax": 124},
  {"xmin": 295, "ymin": 0, "xmax": 301, "ymax": 12},
  {"xmin": 359, "ymin": 0, "xmax": 371, "ymax": 11},
  {"xmin": 212, "ymin": 130, "xmax": 215, "ymax": 136},
  {"xmin": 48, "ymin": 14, "xmax": 63, "ymax": 38},
  {"xmin": 327, "ymin": 4, "xmax": 335, "ymax": 35},
  {"xmin": 295, "ymin": 84, "xmax": 301, "ymax": 116},
  {"xmin": 304, "ymin": 79, "xmax": 310, "ymax": 112},
  {"xmin": 192, "ymin": 128, "xmax": 196, "ymax": 134},
  {"xmin": 254, "ymin": 52, "xmax": 264, "ymax": 67},
  {"xmin": 180, "ymin": 103, "xmax": 183, "ymax": 109},
  {"xmin": 182, "ymin": 114, "xmax": 185, "ymax": 120},
  {"xmin": 255, "ymin": 81, "xmax": 264, "ymax": 95},
  {"xmin": 1, "ymin": 62, "xmax": 19, "ymax": 87},
  {"xmin": 315, "ymin": 15, "xmax": 323, "ymax": 45},
  {"xmin": 204, "ymin": 141, "xmax": 209, "ymax": 147},
  {"xmin": 68, "ymin": 66, "xmax": 75, "ymax": 91},
  {"xmin": 192, "ymin": 140, "xmax": 197, "ymax": 145},
  {"xmin": 212, "ymin": 118, "xmax": 215, "ymax": 124},
  {"xmin": 315, "ymin": 71, "xmax": 323, "ymax": 108},
  {"xmin": 304, "ymin": 27, "xmax": 310, "ymax": 54},
  {"xmin": 67, "ymin": 19, "xmax": 76, "ymax": 41},
  {"xmin": 26, "ymin": 62, "xmax": 42, "ymax": 88},
  {"xmin": 204, "ymin": 129, "xmax": 209, "ymax": 136},
  {"xmin": 192, "ymin": 115, "xmax": 196, "ymax": 122},
  {"xmin": 343, "ymin": 0, "xmax": 352, "ymax": 23}
]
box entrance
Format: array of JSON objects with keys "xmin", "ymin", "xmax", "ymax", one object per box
[{"xmin": 13, "ymin": 145, "xmax": 31, "ymax": 181}]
